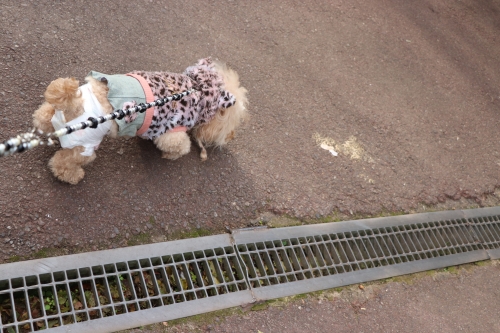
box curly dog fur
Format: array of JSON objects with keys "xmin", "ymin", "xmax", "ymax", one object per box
[{"xmin": 33, "ymin": 59, "xmax": 248, "ymax": 184}]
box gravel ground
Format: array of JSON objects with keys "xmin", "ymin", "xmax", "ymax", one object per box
[{"xmin": 0, "ymin": 0, "xmax": 498, "ymax": 260}]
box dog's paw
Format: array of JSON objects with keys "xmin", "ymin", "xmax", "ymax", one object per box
[
  {"xmin": 54, "ymin": 167, "xmax": 85, "ymax": 185},
  {"xmin": 200, "ymin": 148, "xmax": 207, "ymax": 162},
  {"xmin": 161, "ymin": 151, "xmax": 182, "ymax": 160}
]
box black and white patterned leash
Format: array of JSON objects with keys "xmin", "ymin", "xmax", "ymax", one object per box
[{"xmin": 0, "ymin": 89, "xmax": 196, "ymax": 157}]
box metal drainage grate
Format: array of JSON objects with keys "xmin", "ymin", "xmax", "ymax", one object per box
[
  {"xmin": 0, "ymin": 207, "xmax": 499, "ymax": 332},
  {"xmin": 0, "ymin": 236, "xmax": 252, "ymax": 333},
  {"xmin": 234, "ymin": 214, "xmax": 500, "ymax": 299}
]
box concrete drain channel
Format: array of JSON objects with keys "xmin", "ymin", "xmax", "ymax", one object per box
[{"xmin": 1, "ymin": 207, "xmax": 499, "ymax": 332}]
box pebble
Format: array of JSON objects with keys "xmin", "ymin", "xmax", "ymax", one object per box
[{"xmin": 260, "ymin": 215, "xmax": 272, "ymax": 223}]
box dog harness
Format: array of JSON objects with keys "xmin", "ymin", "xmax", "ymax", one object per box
[{"xmin": 88, "ymin": 71, "xmax": 151, "ymax": 137}]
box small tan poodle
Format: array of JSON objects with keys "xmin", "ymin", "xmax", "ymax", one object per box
[{"xmin": 33, "ymin": 58, "xmax": 248, "ymax": 184}]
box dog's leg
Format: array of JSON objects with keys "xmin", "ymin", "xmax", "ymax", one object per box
[
  {"xmin": 48, "ymin": 147, "xmax": 96, "ymax": 185},
  {"xmin": 154, "ymin": 131, "xmax": 191, "ymax": 160},
  {"xmin": 196, "ymin": 138, "xmax": 208, "ymax": 162},
  {"xmin": 33, "ymin": 102, "xmax": 56, "ymax": 133}
]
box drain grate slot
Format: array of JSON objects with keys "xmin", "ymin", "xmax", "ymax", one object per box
[{"xmin": 1, "ymin": 208, "xmax": 500, "ymax": 332}]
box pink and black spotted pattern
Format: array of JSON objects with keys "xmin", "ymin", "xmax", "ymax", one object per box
[{"xmin": 130, "ymin": 58, "xmax": 236, "ymax": 140}]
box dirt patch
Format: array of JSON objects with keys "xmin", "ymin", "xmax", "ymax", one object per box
[{"xmin": 313, "ymin": 132, "xmax": 374, "ymax": 162}]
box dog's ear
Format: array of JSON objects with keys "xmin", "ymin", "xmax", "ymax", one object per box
[
  {"xmin": 33, "ymin": 102, "xmax": 56, "ymax": 133},
  {"xmin": 44, "ymin": 77, "xmax": 80, "ymax": 109}
]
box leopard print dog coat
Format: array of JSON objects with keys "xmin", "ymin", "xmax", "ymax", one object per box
[{"xmin": 129, "ymin": 57, "xmax": 236, "ymax": 140}]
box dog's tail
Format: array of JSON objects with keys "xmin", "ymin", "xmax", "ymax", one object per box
[{"xmin": 193, "ymin": 61, "xmax": 249, "ymax": 147}]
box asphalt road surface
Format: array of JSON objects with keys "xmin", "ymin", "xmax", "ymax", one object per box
[{"xmin": 0, "ymin": 0, "xmax": 499, "ymax": 331}]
